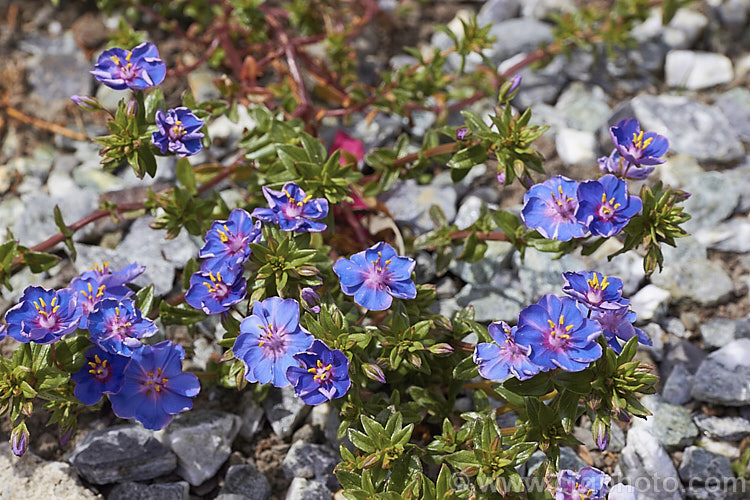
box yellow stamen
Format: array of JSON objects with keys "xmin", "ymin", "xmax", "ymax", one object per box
[
  {"xmin": 559, "ymin": 315, "xmax": 565, "ymax": 325},
  {"xmin": 39, "ymin": 297, "xmax": 46, "ymax": 308},
  {"xmin": 565, "ymin": 324, "xmax": 574, "ymax": 331}
]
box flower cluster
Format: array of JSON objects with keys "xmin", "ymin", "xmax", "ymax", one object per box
[
  {"xmin": 252, "ymin": 183, "xmax": 329, "ymax": 233},
  {"xmin": 601, "ymin": 118, "xmax": 669, "ymax": 179},
  {"xmin": 3, "ymin": 262, "xmax": 200, "ymax": 433}
]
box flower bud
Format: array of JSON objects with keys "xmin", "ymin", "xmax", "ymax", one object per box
[
  {"xmin": 126, "ymin": 99, "xmax": 138, "ymax": 118},
  {"xmin": 508, "ymin": 74, "xmax": 522, "ymax": 95},
  {"xmin": 429, "ymin": 343, "xmax": 454, "ymax": 355},
  {"xmin": 10, "ymin": 423, "xmax": 29, "ymax": 457},
  {"xmin": 592, "ymin": 417, "xmax": 609, "ymax": 451},
  {"xmin": 301, "ymin": 287, "xmax": 320, "ymax": 307},
  {"xmin": 70, "ymin": 94, "xmax": 102, "ymax": 111},
  {"xmin": 363, "ymin": 363, "xmax": 386, "ymax": 384},
  {"xmin": 363, "ymin": 454, "xmax": 380, "ymax": 469},
  {"xmin": 60, "ymin": 426, "xmax": 73, "ymax": 447},
  {"xmin": 616, "ymin": 409, "xmax": 631, "ymax": 423},
  {"xmin": 456, "ymin": 127, "xmax": 469, "ymax": 141},
  {"xmin": 496, "ymin": 171, "xmax": 506, "ymax": 185}
]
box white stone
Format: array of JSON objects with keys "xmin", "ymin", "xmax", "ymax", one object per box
[
  {"xmin": 555, "ymin": 128, "xmax": 596, "ymax": 165},
  {"xmin": 665, "ymin": 50, "xmax": 733, "ymax": 90},
  {"xmin": 629, "ymin": 285, "xmax": 671, "ymax": 322},
  {"xmin": 0, "ymin": 448, "xmax": 100, "ymax": 499},
  {"xmin": 631, "ymin": 8, "xmax": 708, "ymax": 49}
]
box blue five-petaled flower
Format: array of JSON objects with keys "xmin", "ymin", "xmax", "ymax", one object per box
[
  {"xmin": 185, "ymin": 265, "xmax": 247, "ymax": 315},
  {"xmin": 333, "ymin": 241, "xmax": 417, "ymax": 311},
  {"xmin": 575, "ymin": 174, "xmax": 642, "ymax": 237},
  {"xmin": 598, "ymin": 150, "xmax": 654, "ymax": 180},
  {"xmin": 4, "ymin": 286, "xmax": 82, "ymax": 344},
  {"xmin": 591, "ymin": 308, "xmax": 652, "ymax": 354},
  {"xmin": 473, "ymin": 321, "xmax": 541, "ymax": 382},
  {"xmin": 515, "ymin": 295, "xmax": 603, "ymax": 372},
  {"xmin": 199, "ymin": 209, "xmax": 262, "ymax": 272},
  {"xmin": 252, "ymin": 182, "xmax": 329, "ymax": 233},
  {"xmin": 521, "ymin": 175, "xmax": 588, "ymax": 241},
  {"xmin": 71, "ymin": 346, "xmax": 129, "ymax": 406},
  {"xmin": 556, "ymin": 467, "xmax": 610, "ymax": 500},
  {"xmin": 562, "ymin": 271, "xmax": 628, "ymax": 312},
  {"xmin": 232, "ymin": 297, "xmax": 314, "ymax": 388},
  {"xmin": 609, "ymin": 118, "xmax": 669, "ymax": 167},
  {"xmin": 152, "ymin": 107, "xmax": 205, "ymax": 157},
  {"xmin": 91, "ymin": 42, "xmax": 166, "ymax": 90},
  {"xmin": 108, "ymin": 341, "xmax": 200, "ymax": 431},
  {"xmin": 286, "ymin": 339, "xmax": 351, "ymax": 405},
  {"xmin": 87, "ymin": 298, "xmax": 159, "ymax": 356}
]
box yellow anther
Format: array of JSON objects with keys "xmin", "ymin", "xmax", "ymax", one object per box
[
  {"xmin": 115, "ymin": 307, "xmax": 120, "ymax": 316},
  {"xmin": 217, "ymin": 229, "xmax": 228, "ymax": 243},
  {"xmin": 259, "ymin": 341, "xmax": 265, "ymax": 347},
  {"xmin": 175, "ymin": 120, "xmax": 182, "ymax": 125},
  {"xmin": 216, "ymin": 271, "xmax": 222, "ymax": 282},
  {"xmin": 613, "ymin": 203, "xmax": 621, "ymax": 210},
  {"xmin": 600, "ymin": 276, "xmax": 609, "ymax": 290},
  {"xmin": 88, "ymin": 361, "xmax": 97, "ymax": 368},
  {"xmin": 608, "ymin": 197, "xmax": 615, "ymax": 205},
  {"xmin": 384, "ymin": 259, "xmax": 392, "ymax": 265},
  {"xmin": 283, "ymin": 189, "xmax": 292, "ymax": 198},
  {"xmin": 126, "ymin": 51, "xmax": 132, "ymax": 62},
  {"xmin": 51, "ymin": 297, "xmax": 57, "ymax": 307},
  {"xmin": 601, "ymin": 193, "xmax": 607, "ymax": 203},
  {"xmin": 87, "ymin": 283, "xmax": 93, "ymax": 293},
  {"xmin": 642, "ymin": 137, "xmax": 653, "ymax": 148},
  {"xmin": 148, "ymin": 372, "xmax": 154, "ymax": 377},
  {"xmin": 97, "ymin": 285, "xmax": 105, "ymax": 298},
  {"xmin": 559, "ymin": 315, "xmax": 565, "ymax": 325},
  {"xmin": 38, "ymin": 310, "xmax": 48, "ymax": 317},
  {"xmin": 52, "ymin": 305, "xmax": 60, "ymax": 313},
  {"xmin": 307, "ymin": 366, "xmax": 317, "ymax": 374},
  {"xmin": 110, "ymin": 55, "xmax": 120, "ymax": 65},
  {"xmin": 303, "ymin": 195, "xmax": 312, "ymax": 203},
  {"xmin": 155, "ymin": 385, "xmax": 161, "ymax": 392},
  {"xmin": 565, "ymin": 324, "xmax": 574, "ymax": 331},
  {"xmin": 558, "ymin": 185, "xmax": 564, "ymax": 195},
  {"xmin": 547, "ymin": 319, "xmax": 556, "ymax": 329},
  {"xmin": 102, "ymin": 359, "xmax": 108, "ymax": 367},
  {"xmin": 559, "ymin": 334, "xmax": 570, "ymax": 340},
  {"xmin": 157, "ymin": 368, "xmax": 162, "ymax": 376},
  {"xmin": 33, "ymin": 301, "xmax": 40, "ymax": 312},
  {"xmin": 39, "ymin": 297, "xmax": 46, "ymax": 308}
]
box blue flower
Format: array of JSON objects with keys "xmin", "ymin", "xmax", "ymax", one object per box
[
  {"xmin": 521, "ymin": 175, "xmax": 588, "ymax": 241},
  {"xmin": 5, "ymin": 287, "xmax": 82, "ymax": 344},
  {"xmin": 591, "ymin": 308, "xmax": 651, "ymax": 354},
  {"xmin": 576, "ymin": 174, "xmax": 642, "ymax": 237},
  {"xmin": 151, "ymin": 107, "xmax": 205, "ymax": 157},
  {"xmin": 71, "ymin": 346, "xmax": 128, "ymax": 406},
  {"xmin": 185, "ymin": 265, "xmax": 247, "ymax": 315},
  {"xmin": 79, "ymin": 261, "xmax": 145, "ymax": 296},
  {"xmin": 87, "ymin": 299, "xmax": 158, "ymax": 356},
  {"xmin": 561, "ymin": 271, "xmax": 628, "ymax": 312},
  {"xmin": 108, "ymin": 341, "xmax": 200, "ymax": 430},
  {"xmin": 70, "ymin": 275, "xmax": 133, "ymax": 329},
  {"xmin": 333, "ymin": 241, "xmax": 416, "ymax": 311},
  {"xmin": 232, "ymin": 297, "xmax": 314, "ymax": 387},
  {"xmin": 91, "ymin": 42, "xmax": 166, "ymax": 90},
  {"xmin": 609, "ymin": 118, "xmax": 669, "ymax": 167},
  {"xmin": 474, "ymin": 322, "xmax": 541, "ymax": 381},
  {"xmin": 515, "ymin": 295, "xmax": 603, "ymax": 372},
  {"xmin": 598, "ymin": 150, "xmax": 654, "ymax": 180},
  {"xmin": 286, "ymin": 340, "xmax": 351, "ymax": 406},
  {"xmin": 251, "ymin": 182, "xmax": 329, "ymax": 233},
  {"xmin": 199, "ymin": 209, "xmax": 262, "ymax": 272},
  {"xmin": 556, "ymin": 467, "xmax": 610, "ymax": 500}
]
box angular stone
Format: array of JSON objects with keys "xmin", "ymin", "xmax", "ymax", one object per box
[
  {"xmin": 508, "ymin": 54, "xmax": 568, "ymax": 109},
  {"xmin": 679, "ymin": 446, "xmax": 734, "ymax": 485},
  {"xmin": 476, "ymin": 0, "xmax": 520, "ymax": 26},
  {"xmin": 263, "ymin": 386, "xmax": 310, "ymax": 439},
  {"xmin": 700, "ymin": 318, "xmax": 746, "ymax": 350},
  {"xmin": 0, "ymin": 447, "xmax": 99, "ymax": 499},
  {"xmin": 665, "ymin": 51, "xmax": 733, "ymax": 90},
  {"xmin": 640, "ymin": 395, "xmax": 699, "ymax": 451},
  {"xmin": 379, "ymin": 179, "xmax": 457, "ymax": 233},
  {"xmin": 662, "ymin": 338, "xmax": 706, "ymax": 377},
  {"xmin": 610, "ymin": 95, "xmax": 744, "ymax": 164},
  {"xmin": 68, "ymin": 425, "xmax": 177, "ymax": 484},
  {"xmin": 696, "ymin": 217, "xmax": 750, "ymax": 254},
  {"xmin": 14, "ymin": 190, "xmax": 98, "ymax": 247},
  {"xmin": 629, "ymin": 285, "xmax": 670, "ymax": 323},
  {"xmin": 650, "ymin": 259, "xmax": 733, "ymax": 307},
  {"xmin": 108, "ymin": 481, "xmax": 189, "ymax": 500},
  {"xmin": 715, "ymin": 87, "xmax": 750, "ymax": 143},
  {"xmin": 219, "ymin": 464, "xmax": 271, "ymax": 500},
  {"xmin": 695, "ymin": 416, "xmax": 750, "ymax": 442},
  {"xmin": 691, "ymin": 339, "xmax": 750, "ymax": 406},
  {"xmin": 449, "ymin": 241, "xmax": 514, "ymax": 284},
  {"xmin": 240, "ymin": 392, "xmax": 266, "ymax": 441},
  {"xmin": 282, "ymin": 441, "xmax": 338, "ymax": 490},
  {"xmin": 619, "ymin": 424, "xmax": 683, "ymax": 500},
  {"xmin": 555, "ymin": 82, "xmax": 612, "ymax": 132},
  {"xmin": 661, "ymin": 363, "xmax": 693, "ymax": 405},
  {"xmin": 631, "ymin": 7, "xmax": 708, "ymax": 50},
  {"xmin": 285, "ymin": 478, "xmax": 333, "ymax": 500},
  {"xmin": 556, "ymin": 128, "xmax": 597, "ymax": 166},
  {"xmin": 682, "ymin": 172, "xmax": 741, "ymax": 232},
  {"xmin": 487, "ymin": 18, "xmax": 554, "ymax": 65},
  {"xmin": 157, "ymin": 410, "xmax": 242, "ymax": 486},
  {"xmin": 453, "ymin": 195, "xmax": 497, "ymax": 230},
  {"xmin": 453, "ymin": 284, "xmax": 524, "ymax": 323}
]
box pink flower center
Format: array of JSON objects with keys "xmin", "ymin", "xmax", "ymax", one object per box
[
  {"xmin": 544, "ymin": 314, "xmax": 574, "ymax": 351},
  {"xmin": 281, "ymin": 189, "xmax": 312, "ymax": 219},
  {"xmin": 33, "ymin": 297, "xmax": 61, "ymax": 330},
  {"xmin": 549, "ymin": 186, "xmax": 576, "ymax": 221},
  {"xmin": 202, "ymin": 271, "xmax": 231, "ymax": 300},
  {"xmin": 144, "ymin": 367, "xmax": 169, "ymax": 396},
  {"xmin": 88, "ymin": 354, "xmax": 112, "ymax": 383},
  {"xmin": 363, "ymin": 251, "xmax": 391, "ymax": 290},
  {"xmin": 597, "ymin": 192, "xmax": 621, "ymax": 221},
  {"xmin": 258, "ymin": 323, "xmax": 289, "ymax": 359},
  {"xmin": 107, "ymin": 306, "xmax": 134, "ymax": 339},
  {"xmin": 308, "ymin": 359, "xmax": 334, "ymax": 384}
]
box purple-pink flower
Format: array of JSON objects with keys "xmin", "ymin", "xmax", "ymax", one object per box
[
  {"xmin": 91, "ymin": 42, "xmax": 166, "ymax": 90},
  {"xmin": 521, "ymin": 175, "xmax": 587, "ymax": 241},
  {"xmin": 474, "ymin": 321, "xmax": 541, "ymax": 381}
]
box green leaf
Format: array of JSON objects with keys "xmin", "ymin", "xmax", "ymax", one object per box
[
  {"xmin": 503, "ymin": 373, "xmax": 553, "ymax": 397},
  {"xmin": 176, "ymin": 158, "xmax": 197, "ymax": 195},
  {"xmin": 134, "ymin": 285, "xmax": 155, "ymax": 316},
  {"xmin": 23, "ymin": 251, "xmax": 60, "ymax": 273},
  {"xmin": 144, "ymin": 87, "xmax": 165, "ymax": 122},
  {"xmin": 159, "ymin": 302, "xmax": 207, "ymax": 325},
  {"xmin": 348, "ymin": 429, "xmax": 376, "ymax": 453},
  {"xmin": 453, "ymin": 355, "xmax": 479, "ymax": 380}
]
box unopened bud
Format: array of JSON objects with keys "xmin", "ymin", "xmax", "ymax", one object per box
[
  {"xmin": 508, "ymin": 74, "xmax": 522, "ymax": 95},
  {"xmin": 496, "ymin": 171, "xmax": 506, "ymax": 185},
  {"xmin": 126, "ymin": 99, "xmax": 138, "ymax": 118},
  {"xmin": 363, "ymin": 363, "xmax": 386, "ymax": 384},
  {"xmin": 429, "ymin": 343, "xmax": 454, "ymax": 355},
  {"xmin": 70, "ymin": 94, "xmax": 102, "ymax": 111},
  {"xmin": 10, "ymin": 423, "xmax": 29, "ymax": 457},
  {"xmin": 60, "ymin": 426, "xmax": 73, "ymax": 447},
  {"xmin": 456, "ymin": 127, "xmax": 469, "ymax": 141},
  {"xmin": 592, "ymin": 418, "xmax": 609, "ymax": 451}
]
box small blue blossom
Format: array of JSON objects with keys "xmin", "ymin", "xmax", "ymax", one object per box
[
  {"xmin": 185, "ymin": 265, "xmax": 247, "ymax": 315},
  {"xmin": 199, "ymin": 209, "xmax": 262, "ymax": 272},
  {"xmin": 556, "ymin": 467, "xmax": 610, "ymax": 500},
  {"xmin": 576, "ymin": 174, "xmax": 643, "ymax": 237},
  {"xmin": 91, "ymin": 42, "xmax": 166, "ymax": 90},
  {"xmin": 286, "ymin": 339, "xmax": 351, "ymax": 406},
  {"xmin": 232, "ymin": 297, "xmax": 314, "ymax": 387},
  {"xmin": 70, "ymin": 275, "xmax": 133, "ymax": 329},
  {"xmin": 598, "ymin": 150, "xmax": 654, "ymax": 180},
  {"xmin": 515, "ymin": 295, "xmax": 603, "ymax": 372},
  {"xmin": 251, "ymin": 182, "xmax": 329, "ymax": 233},
  {"xmin": 5, "ymin": 287, "xmax": 82, "ymax": 344},
  {"xmin": 591, "ymin": 308, "xmax": 651, "ymax": 354},
  {"xmin": 521, "ymin": 175, "xmax": 588, "ymax": 241},
  {"xmin": 71, "ymin": 346, "xmax": 128, "ymax": 406},
  {"xmin": 79, "ymin": 261, "xmax": 145, "ymax": 296},
  {"xmin": 333, "ymin": 241, "xmax": 417, "ymax": 311},
  {"xmin": 562, "ymin": 271, "xmax": 628, "ymax": 312},
  {"xmin": 609, "ymin": 118, "xmax": 669, "ymax": 167},
  {"xmin": 152, "ymin": 107, "xmax": 205, "ymax": 157},
  {"xmin": 474, "ymin": 321, "xmax": 541, "ymax": 381},
  {"xmin": 87, "ymin": 299, "xmax": 158, "ymax": 356},
  {"xmin": 108, "ymin": 341, "xmax": 200, "ymax": 430}
]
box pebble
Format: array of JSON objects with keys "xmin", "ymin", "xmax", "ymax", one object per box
[
  {"xmin": 520, "ymin": 0, "xmax": 576, "ymax": 19},
  {"xmin": 650, "ymin": 258, "xmax": 734, "ymax": 307},
  {"xmin": 691, "ymin": 339, "xmax": 750, "ymax": 406},
  {"xmin": 610, "ymin": 95, "xmax": 744, "ymax": 163},
  {"xmin": 555, "ymin": 128, "xmax": 597, "ymax": 166},
  {"xmin": 14, "ymin": 190, "xmax": 98, "ymax": 247},
  {"xmin": 68, "ymin": 425, "xmax": 177, "ymax": 484},
  {"xmin": 487, "ymin": 18, "xmax": 554, "ymax": 65},
  {"xmin": 662, "ymin": 339, "xmax": 707, "ymax": 377},
  {"xmin": 629, "ymin": 285, "xmax": 671, "ymax": 323},
  {"xmin": 157, "ymin": 410, "xmax": 242, "ymax": 486},
  {"xmin": 715, "ymin": 87, "xmax": 750, "ymax": 142},
  {"xmin": 285, "ymin": 478, "xmax": 333, "ymax": 500},
  {"xmin": 683, "ymin": 172, "xmax": 741, "ymax": 232},
  {"xmin": 239, "ymin": 392, "xmax": 266, "ymax": 441},
  {"xmin": 282, "ymin": 441, "xmax": 339, "ymax": 490},
  {"xmin": 699, "ymin": 317, "xmax": 750, "ymax": 350},
  {"xmin": 379, "ymin": 179, "xmax": 457, "ymax": 233},
  {"xmin": 618, "ymin": 424, "xmax": 684, "ymax": 500},
  {"xmin": 639, "ymin": 395, "xmax": 699, "ymax": 451},
  {"xmin": 476, "ymin": 0, "xmax": 520, "ymax": 26},
  {"xmin": 108, "ymin": 481, "xmax": 189, "ymax": 500},
  {"xmin": 508, "ymin": 54, "xmax": 568, "ymax": 109},
  {"xmin": 263, "ymin": 386, "xmax": 311, "ymax": 439},
  {"xmin": 449, "ymin": 241, "xmax": 514, "ymax": 284},
  {"xmin": 219, "ymin": 464, "xmax": 271, "ymax": 500},
  {"xmin": 678, "ymin": 446, "xmax": 735, "ymax": 484},
  {"xmin": 554, "ymin": 82, "xmax": 612, "ymax": 132},
  {"xmin": 631, "ymin": 7, "xmax": 708, "ymax": 50},
  {"xmin": 661, "ymin": 363, "xmax": 694, "ymax": 405},
  {"xmin": 665, "ymin": 50, "xmax": 733, "ymax": 90},
  {"xmin": 453, "ymin": 284, "xmax": 524, "ymax": 323},
  {"xmin": 694, "ymin": 416, "xmax": 750, "ymax": 441},
  {"xmin": 696, "ymin": 217, "xmax": 750, "ymax": 253},
  {"xmin": 0, "ymin": 447, "xmax": 99, "ymax": 499}
]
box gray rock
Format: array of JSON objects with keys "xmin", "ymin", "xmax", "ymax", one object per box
[
  {"xmin": 610, "ymin": 95, "xmax": 744, "ymax": 164},
  {"xmin": 14, "ymin": 190, "xmax": 98, "ymax": 247},
  {"xmin": 650, "ymin": 258, "xmax": 733, "ymax": 307},
  {"xmin": 686, "ymin": 485, "xmax": 742, "ymax": 500},
  {"xmin": 691, "ymin": 339, "xmax": 750, "ymax": 406},
  {"xmin": 640, "ymin": 395, "xmax": 699, "ymax": 451},
  {"xmin": 487, "ymin": 18, "xmax": 553, "ymax": 65},
  {"xmin": 619, "ymin": 424, "xmax": 683, "ymax": 500},
  {"xmin": 240, "ymin": 392, "xmax": 266, "ymax": 441},
  {"xmin": 453, "ymin": 284, "xmax": 524, "ymax": 322},
  {"xmin": 631, "ymin": 7, "xmax": 708, "ymax": 50},
  {"xmin": 629, "ymin": 285, "xmax": 671, "ymax": 323},
  {"xmin": 514, "ymin": 248, "xmax": 586, "ymax": 304},
  {"xmin": 699, "ymin": 318, "xmax": 750, "ymax": 350},
  {"xmin": 694, "ymin": 416, "xmax": 750, "ymax": 442},
  {"xmin": 285, "ymin": 478, "xmax": 333, "ymax": 500},
  {"xmin": 555, "ymin": 128, "xmax": 597, "ymax": 166},
  {"xmin": 68, "ymin": 425, "xmax": 177, "ymax": 484},
  {"xmin": 157, "ymin": 410, "xmax": 242, "ymax": 486},
  {"xmin": 526, "ymin": 447, "xmax": 585, "ymax": 476},
  {"xmin": 715, "ymin": 88, "xmax": 750, "ymax": 143},
  {"xmin": 282, "ymin": 441, "xmax": 338, "ymax": 490},
  {"xmin": 220, "ymin": 464, "xmax": 271, "ymax": 500},
  {"xmin": 263, "ymin": 386, "xmax": 310, "ymax": 439},
  {"xmin": 454, "ymin": 196, "xmax": 494, "ymax": 230},
  {"xmin": 665, "ymin": 51, "xmax": 733, "ymax": 90},
  {"xmin": 663, "ymin": 317, "xmax": 689, "ymax": 339},
  {"xmin": 662, "ymin": 339, "xmax": 706, "ymax": 377},
  {"xmin": 508, "ymin": 54, "xmax": 568, "ymax": 109},
  {"xmin": 520, "ymin": 0, "xmax": 576, "ymax": 19},
  {"xmin": 108, "ymin": 481, "xmax": 189, "ymax": 500},
  {"xmin": 379, "ymin": 179, "xmax": 457, "ymax": 233},
  {"xmin": 0, "ymin": 447, "xmax": 99, "ymax": 499},
  {"xmin": 449, "ymin": 241, "xmax": 514, "ymax": 284},
  {"xmin": 554, "ymin": 82, "xmax": 612, "ymax": 132},
  {"xmin": 641, "ymin": 323, "xmax": 666, "ymax": 361},
  {"xmin": 414, "ymin": 251, "xmax": 437, "ymax": 283},
  {"xmin": 679, "ymin": 446, "xmax": 734, "ymax": 485},
  {"xmin": 683, "ymin": 172, "xmax": 740, "ymax": 232},
  {"xmin": 696, "ymin": 217, "xmax": 750, "ymax": 253},
  {"xmin": 187, "ymin": 69, "xmax": 222, "ymax": 103},
  {"xmin": 662, "ymin": 363, "xmax": 694, "ymax": 405}
]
